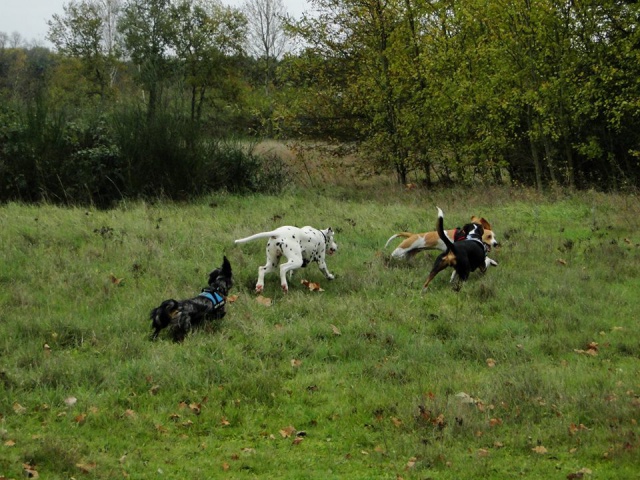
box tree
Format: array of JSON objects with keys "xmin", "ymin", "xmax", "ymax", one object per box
[
  {"xmin": 118, "ymin": 0, "xmax": 173, "ymax": 119},
  {"xmin": 47, "ymin": 0, "xmax": 122, "ymax": 99},
  {"xmin": 168, "ymin": 0, "xmax": 246, "ymax": 122},
  {"xmin": 243, "ymin": 0, "xmax": 288, "ymax": 94}
]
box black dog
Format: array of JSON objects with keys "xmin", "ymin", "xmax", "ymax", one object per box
[
  {"xmin": 150, "ymin": 256, "xmax": 233, "ymax": 341},
  {"xmin": 422, "ymin": 208, "xmax": 488, "ymax": 292}
]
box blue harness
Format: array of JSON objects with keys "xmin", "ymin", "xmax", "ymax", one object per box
[{"xmin": 198, "ymin": 290, "xmax": 225, "ymax": 311}]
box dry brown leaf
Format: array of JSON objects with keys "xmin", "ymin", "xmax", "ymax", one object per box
[
  {"xmin": 532, "ymin": 445, "xmax": 548, "ymax": 454},
  {"xmin": 109, "ymin": 273, "xmax": 124, "ymax": 285},
  {"xmin": 279, "ymin": 426, "xmax": 296, "ymax": 438},
  {"xmin": 149, "ymin": 385, "xmax": 160, "ymax": 396},
  {"xmin": 4, "ymin": 439, "xmax": 15, "ymax": 447},
  {"xmin": 331, "ymin": 324, "xmax": 341, "ymax": 336},
  {"xmin": 391, "ymin": 417, "xmax": 403, "ymax": 427},
  {"xmin": 477, "ymin": 448, "xmax": 490, "ymax": 457},
  {"xmin": 227, "ymin": 294, "xmax": 239, "ymax": 303},
  {"xmin": 256, "ymin": 295, "xmax": 272, "ymax": 306},
  {"xmin": 557, "ymin": 258, "xmax": 567, "ymax": 266},
  {"xmin": 301, "ymin": 279, "xmax": 324, "ymax": 291},
  {"xmin": 291, "ymin": 359, "xmax": 302, "ymax": 368},
  {"xmin": 22, "ymin": 465, "xmax": 38, "ymax": 478},
  {"xmin": 13, "ymin": 403, "xmax": 26, "ymax": 414},
  {"xmin": 76, "ymin": 462, "xmax": 97, "ymax": 473},
  {"xmin": 189, "ymin": 403, "xmax": 201, "ymax": 415},
  {"xmin": 75, "ymin": 413, "xmax": 87, "ymax": 424},
  {"xmin": 405, "ymin": 457, "xmax": 417, "ymax": 469},
  {"xmin": 486, "ymin": 358, "xmax": 496, "ymax": 368},
  {"xmin": 292, "ymin": 437, "xmax": 304, "ymax": 445},
  {"xmin": 489, "ymin": 418, "xmax": 502, "ymax": 427},
  {"xmin": 220, "ymin": 417, "xmax": 230, "ymax": 427}
]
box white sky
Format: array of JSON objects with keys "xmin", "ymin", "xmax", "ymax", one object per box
[{"xmin": 0, "ymin": 0, "xmax": 310, "ymax": 47}]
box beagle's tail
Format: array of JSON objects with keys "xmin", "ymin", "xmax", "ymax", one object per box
[
  {"xmin": 384, "ymin": 232, "xmax": 412, "ymax": 248},
  {"xmin": 436, "ymin": 207, "xmax": 454, "ymax": 252}
]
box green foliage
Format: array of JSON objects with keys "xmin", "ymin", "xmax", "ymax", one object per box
[
  {"xmin": 287, "ymin": 0, "xmax": 640, "ymax": 189},
  {"xmin": 0, "ymin": 99, "xmax": 289, "ymax": 206},
  {"xmin": 0, "ymin": 187, "xmax": 638, "ymax": 478}
]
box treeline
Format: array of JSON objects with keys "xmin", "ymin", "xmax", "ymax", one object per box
[
  {"xmin": 1, "ymin": 0, "xmax": 639, "ymax": 206},
  {"xmin": 287, "ymin": 0, "xmax": 640, "ymax": 189}
]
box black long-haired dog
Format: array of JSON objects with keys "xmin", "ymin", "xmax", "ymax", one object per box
[{"xmin": 150, "ymin": 256, "xmax": 233, "ymax": 342}]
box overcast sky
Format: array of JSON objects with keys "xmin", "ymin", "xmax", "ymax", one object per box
[{"xmin": 0, "ymin": 0, "xmax": 310, "ymax": 47}]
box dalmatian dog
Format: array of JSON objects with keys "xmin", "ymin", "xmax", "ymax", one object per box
[{"xmin": 235, "ymin": 226, "xmax": 338, "ymax": 293}]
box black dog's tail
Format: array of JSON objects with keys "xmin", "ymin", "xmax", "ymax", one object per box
[
  {"xmin": 150, "ymin": 299, "xmax": 179, "ymax": 339},
  {"xmin": 436, "ymin": 207, "xmax": 455, "ymax": 252}
]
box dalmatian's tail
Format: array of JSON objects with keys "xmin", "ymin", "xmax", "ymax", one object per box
[{"xmin": 234, "ymin": 230, "xmax": 280, "ymax": 245}]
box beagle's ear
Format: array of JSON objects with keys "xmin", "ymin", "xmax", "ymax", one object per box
[{"xmin": 471, "ymin": 216, "xmax": 492, "ymax": 230}]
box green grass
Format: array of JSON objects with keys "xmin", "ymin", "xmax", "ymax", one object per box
[{"xmin": 1, "ymin": 186, "xmax": 639, "ymax": 479}]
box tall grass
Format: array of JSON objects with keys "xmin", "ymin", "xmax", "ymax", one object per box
[{"xmin": 1, "ymin": 186, "xmax": 639, "ymax": 479}]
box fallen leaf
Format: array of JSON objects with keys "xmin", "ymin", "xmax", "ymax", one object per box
[
  {"xmin": 292, "ymin": 437, "xmax": 304, "ymax": 445},
  {"xmin": 331, "ymin": 324, "xmax": 341, "ymax": 336},
  {"xmin": 13, "ymin": 403, "xmax": 26, "ymax": 414},
  {"xmin": 227, "ymin": 294, "xmax": 239, "ymax": 303},
  {"xmin": 477, "ymin": 448, "xmax": 490, "ymax": 457},
  {"xmin": 301, "ymin": 279, "xmax": 324, "ymax": 291},
  {"xmin": 64, "ymin": 397, "xmax": 78, "ymax": 407},
  {"xmin": 486, "ymin": 358, "xmax": 496, "ymax": 368},
  {"xmin": 149, "ymin": 385, "xmax": 160, "ymax": 395},
  {"xmin": 124, "ymin": 409, "xmax": 136, "ymax": 418},
  {"xmin": 405, "ymin": 457, "xmax": 417, "ymax": 469},
  {"xmin": 256, "ymin": 295, "xmax": 272, "ymax": 306},
  {"xmin": 532, "ymin": 445, "xmax": 548, "ymax": 454},
  {"xmin": 75, "ymin": 413, "xmax": 87, "ymax": 424},
  {"xmin": 109, "ymin": 273, "xmax": 124, "ymax": 285},
  {"xmin": 489, "ymin": 418, "xmax": 502, "ymax": 427},
  {"xmin": 557, "ymin": 258, "xmax": 567, "ymax": 266},
  {"xmin": 291, "ymin": 359, "xmax": 302, "ymax": 368},
  {"xmin": 391, "ymin": 417, "xmax": 403, "ymax": 427},
  {"xmin": 189, "ymin": 403, "xmax": 201, "ymax": 415},
  {"xmin": 4, "ymin": 439, "xmax": 15, "ymax": 447},
  {"xmin": 22, "ymin": 465, "xmax": 38, "ymax": 478},
  {"xmin": 76, "ymin": 462, "xmax": 97, "ymax": 473},
  {"xmin": 220, "ymin": 417, "xmax": 231, "ymax": 427},
  {"xmin": 279, "ymin": 426, "xmax": 296, "ymax": 438},
  {"xmin": 222, "ymin": 462, "xmax": 230, "ymax": 471}
]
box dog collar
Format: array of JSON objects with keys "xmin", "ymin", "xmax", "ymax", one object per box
[{"xmin": 199, "ymin": 291, "xmax": 225, "ymax": 309}]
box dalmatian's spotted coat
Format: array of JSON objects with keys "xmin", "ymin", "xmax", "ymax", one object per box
[{"xmin": 235, "ymin": 226, "xmax": 338, "ymax": 293}]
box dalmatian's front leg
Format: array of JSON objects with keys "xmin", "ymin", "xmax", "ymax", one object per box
[{"xmin": 317, "ymin": 254, "xmax": 335, "ymax": 280}]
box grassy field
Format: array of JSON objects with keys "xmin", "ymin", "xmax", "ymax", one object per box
[{"xmin": 1, "ymin": 182, "xmax": 639, "ymax": 479}]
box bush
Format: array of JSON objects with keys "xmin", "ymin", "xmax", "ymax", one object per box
[{"xmin": 0, "ymin": 100, "xmax": 289, "ymax": 206}]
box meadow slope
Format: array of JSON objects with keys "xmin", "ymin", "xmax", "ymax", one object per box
[{"xmin": 1, "ymin": 185, "xmax": 639, "ymax": 479}]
